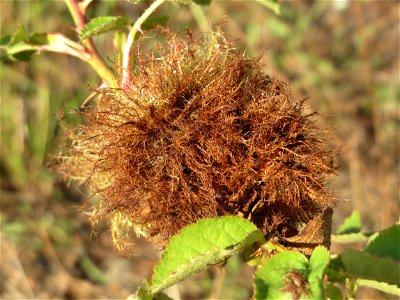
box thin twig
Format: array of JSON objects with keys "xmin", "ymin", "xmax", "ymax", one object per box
[
  {"xmin": 190, "ymin": 4, "xmax": 210, "ymax": 33},
  {"xmin": 121, "ymin": 0, "xmax": 166, "ymax": 88},
  {"xmin": 64, "ymin": 0, "xmax": 116, "ymax": 86},
  {"xmin": 208, "ymin": 266, "xmax": 226, "ymax": 300}
]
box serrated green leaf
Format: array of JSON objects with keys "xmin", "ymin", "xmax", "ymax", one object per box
[
  {"xmin": 254, "ymin": 251, "xmax": 308, "ymax": 300},
  {"xmin": 3, "ymin": 42, "xmax": 38, "ymax": 62},
  {"xmin": 193, "ymin": 0, "xmax": 212, "ymax": 5},
  {"xmin": 10, "ymin": 24, "xmax": 27, "ymax": 46},
  {"xmin": 29, "ymin": 33, "xmax": 50, "ymax": 45},
  {"xmin": 141, "ymin": 15, "xmax": 169, "ymax": 30},
  {"xmin": 309, "ymin": 246, "xmax": 330, "ymax": 282},
  {"xmin": 366, "ymin": 224, "xmax": 400, "ymax": 262},
  {"xmin": 254, "ymin": 247, "xmax": 330, "ymax": 300},
  {"xmin": 0, "ymin": 32, "xmax": 91, "ymax": 62},
  {"xmin": 357, "ymin": 279, "xmax": 400, "ymax": 296},
  {"xmin": 341, "ymin": 250, "xmax": 400, "ymax": 286},
  {"xmin": 11, "ymin": 49, "xmax": 37, "ymax": 61},
  {"xmin": 0, "ymin": 35, "xmax": 12, "ymax": 46},
  {"xmin": 308, "ymin": 246, "xmax": 330, "ymax": 299},
  {"xmin": 80, "ymin": 16, "xmax": 130, "ymax": 40},
  {"xmin": 336, "ymin": 211, "xmax": 361, "ymax": 234},
  {"xmin": 256, "ymin": 0, "xmax": 281, "ymax": 15},
  {"xmin": 149, "ymin": 216, "xmax": 264, "ymax": 294}
]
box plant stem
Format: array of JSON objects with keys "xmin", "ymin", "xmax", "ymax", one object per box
[
  {"xmin": 121, "ymin": 0, "xmax": 166, "ymax": 88},
  {"xmin": 64, "ymin": 0, "xmax": 116, "ymax": 87},
  {"xmin": 190, "ymin": 4, "xmax": 210, "ymax": 33}
]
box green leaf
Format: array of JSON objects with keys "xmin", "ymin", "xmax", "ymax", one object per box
[
  {"xmin": 254, "ymin": 247, "xmax": 330, "ymax": 300},
  {"xmin": 3, "ymin": 42, "xmax": 38, "ymax": 61},
  {"xmin": 0, "ymin": 32, "xmax": 90, "ymax": 62},
  {"xmin": 129, "ymin": 0, "xmax": 141, "ymax": 3},
  {"xmin": 0, "ymin": 25, "xmax": 35, "ymax": 61},
  {"xmin": 341, "ymin": 250, "xmax": 400, "ymax": 286},
  {"xmin": 141, "ymin": 15, "xmax": 169, "ymax": 30},
  {"xmin": 254, "ymin": 251, "xmax": 308, "ymax": 300},
  {"xmin": 357, "ymin": 279, "xmax": 400, "ymax": 297},
  {"xmin": 331, "ymin": 232, "xmax": 370, "ymax": 244},
  {"xmin": 325, "ymin": 285, "xmax": 343, "ymax": 300},
  {"xmin": 131, "ymin": 287, "xmax": 173, "ymax": 300},
  {"xmin": 11, "ymin": 49, "xmax": 37, "ymax": 61},
  {"xmin": 80, "ymin": 16, "xmax": 130, "ymax": 40},
  {"xmin": 366, "ymin": 224, "xmax": 400, "ymax": 262},
  {"xmin": 0, "ymin": 35, "xmax": 12, "ymax": 46},
  {"xmin": 193, "ymin": 0, "xmax": 212, "ymax": 5},
  {"xmin": 309, "ymin": 246, "xmax": 330, "ymax": 280},
  {"xmin": 256, "ymin": 0, "xmax": 281, "ymax": 15},
  {"xmin": 336, "ymin": 211, "xmax": 361, "ymax": 234},
  {"xmin": 326, "ymin": 255, "xmax": 347, "ymax": 283},
  {"xmin": 10, "ymin": 24, "xmax": 27, "ymax": 46},
  {"xmin": 149, "ymin": 216, "xmax": 264, "ymax": 294},
  {"xmin": 29, "ymin": 33, "xmax": 50, "ymax": 45},
  {"xmin": 308, "ymin": 246, "xmax": 330, "ymax": 299}
]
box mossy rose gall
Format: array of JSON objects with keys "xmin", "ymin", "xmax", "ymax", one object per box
[{"xmin": 57, "ymin": 31, "xmax": 336, "ymax": 253}]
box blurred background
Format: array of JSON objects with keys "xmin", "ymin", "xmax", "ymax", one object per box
[{"xmin": 1, "ymin": 0, "xmax": 399, "ymax": 299}]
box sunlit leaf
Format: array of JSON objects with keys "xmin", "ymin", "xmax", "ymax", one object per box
[
  {"xmin": 308, "ymin": 246, "xmax": 330, "ymax": 298},
  {"xmin": 254, "ymin": 251, "xmax": 308, "ymax": 300},
  {"xmin": 254, "ymin": 247, "xmax": 329, "ymax": 300},
  {"xmin": 149, "ymin": 216, "xmax": 264, "ymax": 294},
  {"xmin": 366, "ymin": 223, "xmax": 400, "ymax": 262},
  {"xmin": 256, "ymin": 0, "xmax": 281, "ymax": 15},
  {"xmin": 80, "ymin": 16, "xmax": 130, "ymax": 40},
  {"xmin": 336, "ymin": 211, "xmax": 361, "ymax": 234},
  {"xmin": 341, "ymin": 250, "xmax": 400, "ymax": 286}
]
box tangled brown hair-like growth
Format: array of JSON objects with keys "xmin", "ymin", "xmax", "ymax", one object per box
[{"xmin": 57, "ymin": 31, "xmax": 336, "ymax": 254}]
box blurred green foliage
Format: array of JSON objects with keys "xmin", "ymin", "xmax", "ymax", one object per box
[{"xmin": 0, "ymin": 1, "xmax": 398, "ymax": 299}]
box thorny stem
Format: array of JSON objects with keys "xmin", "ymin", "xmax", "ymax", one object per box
[
  {"xmin": 121, "ymin": 0, "xmax": 166, "ymax": 88},
  {"xmin": 64, "ymin": 0, "xmax": 116, "ymax": 87}
]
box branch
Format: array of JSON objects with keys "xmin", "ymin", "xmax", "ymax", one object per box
[{"xmin": 64, "ymin": 0, "xmax": 116, "ymax": 87}]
